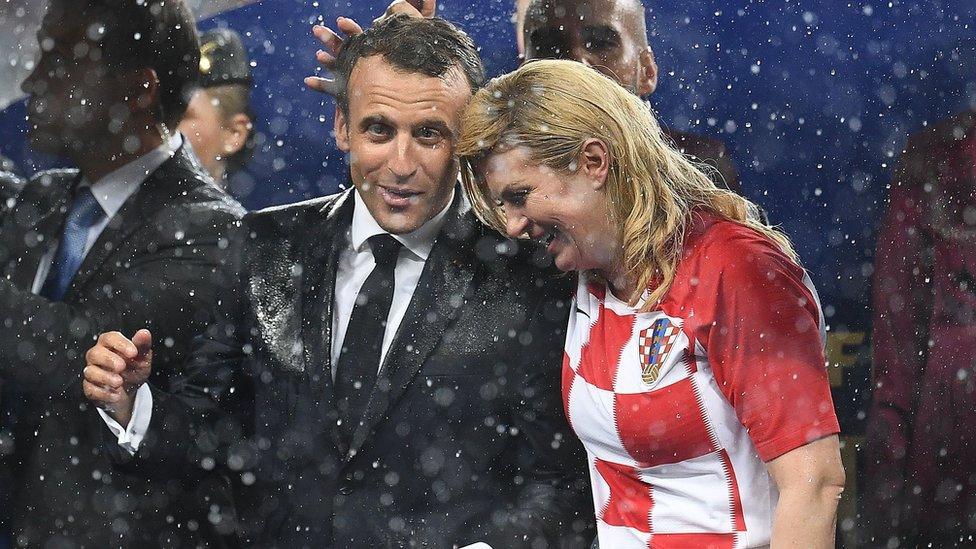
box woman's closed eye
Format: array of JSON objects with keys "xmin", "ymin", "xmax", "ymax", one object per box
[{"xmin": 500, "ymin": 188, "xmax": 531, "ymax": 209}]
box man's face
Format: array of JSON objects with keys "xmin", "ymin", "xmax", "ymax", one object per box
[
  {"xmin": 335, "ymin": 55, "xmax": 471, "ymax": 234},
  {"xmin": 522, "ymin": 0, "xmax": 657, "ymax": 96},
  {"xmin": 21, "ymin": 11, "xmax": 123, "ymax": 156}
]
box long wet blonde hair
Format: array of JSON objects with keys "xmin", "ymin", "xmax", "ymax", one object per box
[{"xmin": 458, "ymin": 59, "xmax": 796, "ymax": 309}]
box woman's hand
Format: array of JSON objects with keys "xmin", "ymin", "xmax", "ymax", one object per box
[{"xmin": 767, "ymin": 434, "xmax": 846, "ymax": 548}]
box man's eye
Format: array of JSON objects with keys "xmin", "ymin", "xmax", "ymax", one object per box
[
  {"xmin": 417, "ymin": 128, "xmax": 442, "ymax": 141},
  {"xmin": 367, "ymin": 123, "xmax": 390, "ymax": 136},
  {"xmin": 585, "ymin": 38, "xmax": 614, "ymax": 51}
]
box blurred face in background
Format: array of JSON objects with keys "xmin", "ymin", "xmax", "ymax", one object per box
[
  {"xmin": 334, "ymin": 55, "xmax": 470, "ymax": 234},
  {"xmin": 521, "ymin": 0, "xmax": 658, "ymax": 96},
  {"xmin": 22, "ymin": 12, "xmax": 119, "ymax": 156},
  {"xmin": 179, "ymin": 87, "xmax": 251, "ymax": 181}
]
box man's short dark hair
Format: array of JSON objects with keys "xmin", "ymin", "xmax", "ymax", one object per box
[
  {"xmin": 333, "ymin": 15, "xmax": 485, "ymax": 117},
  {"xmin": 47, "ymin": 0, "xmax": 200, "ymax": 127}
]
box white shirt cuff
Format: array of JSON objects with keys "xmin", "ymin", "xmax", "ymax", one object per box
[{"xmin": 97, "ymin": 383, "xmax": 153, "ymax": 456}]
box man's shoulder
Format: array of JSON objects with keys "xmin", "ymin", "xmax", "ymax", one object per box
[
  {"xmin": 154, "ymin": 149, "xmax": 246, "ymax": 220},
  {"xmin": 0, "ymin": 170, "xmax": 24, "ymax": 201},
  {"xmin": 240, "ymin": 192, "xmax": 346, "ymax": 240}
]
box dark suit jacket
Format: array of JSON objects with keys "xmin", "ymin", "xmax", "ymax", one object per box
[
  {"xmin": 0, "ymin": 145, "xmax": 245, "ymax": 547},
  {"xmin": 663, "ymin": 128, "xmax": 741, "ymax": 194},
  {"xmin": 112, "ymin": 189, "xmax": 593, "ymax": 548},
  {"xmin": 0, "ymin": 170, "xmax": 23, "ymax": 219}
]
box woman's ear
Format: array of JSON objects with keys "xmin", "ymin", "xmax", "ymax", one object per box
[{"xmin": 580, "ymin": 138, "xmax": 610, "ymax": 190}]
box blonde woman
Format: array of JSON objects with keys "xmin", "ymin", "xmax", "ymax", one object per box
[{"xmin": 458, "ymin": 59, "xmax": 844, "ymax": 548}]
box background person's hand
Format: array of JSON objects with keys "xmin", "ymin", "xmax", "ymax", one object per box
[
  {"xmin": 82, "ymin": 329, "xmax": 153, "ymax": 426},
  {"xmin": 304, "ymin": 0, "xmax": 435, "ymax": 96}
]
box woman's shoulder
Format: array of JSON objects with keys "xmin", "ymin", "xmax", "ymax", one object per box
[{"xmin": 677, "ymin": 211, "xmax": 804, "ymax": 289}]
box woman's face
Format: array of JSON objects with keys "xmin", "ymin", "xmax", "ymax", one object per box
[{"xmin": 481, "ymin": 145, "xmax": 617, "ymax": 273}]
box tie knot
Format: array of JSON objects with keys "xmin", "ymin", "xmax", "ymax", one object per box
[
  {"xmin": 70, "ymin": 187, "xmax": 105, "ymax": 228},
  {"xmin": 368, "ymin": 234, "xmax": 402, "ymax": 268}
]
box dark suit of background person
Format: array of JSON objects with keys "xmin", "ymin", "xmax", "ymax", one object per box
[
  {"xmin": 0, "ymin": 156, "xmax": 23, "ymax": 207},
  {"xmin": 90, "ymin": 13, "xmax": 592, "ymax": 544},
  {"xmin": 0, "ymin": 171, "xmax": 23, "ymax": 221},
  {"xmin": 0, "ymin": 0, "xmax": 245, "ymax": 546}
]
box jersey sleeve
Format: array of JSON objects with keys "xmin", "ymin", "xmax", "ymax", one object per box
[{"xmin": 690, "ymin": 224, "xmax": 840, "ymax": 462}]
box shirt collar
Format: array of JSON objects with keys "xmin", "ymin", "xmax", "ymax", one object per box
[
  {"xmin": 80, "ymin": 132, "xmax": 181, "ymax": 218},
  {"xmin": 350, "ymin": 187, "xmax": 455, "ymax": 261}
]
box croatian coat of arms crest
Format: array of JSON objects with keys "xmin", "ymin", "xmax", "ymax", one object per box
[{"xmin": 638, "ymin": 318, "xmax": 680, "ymax": 385}]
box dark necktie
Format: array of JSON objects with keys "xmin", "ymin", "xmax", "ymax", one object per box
[
  {"xmin": 39, "ymin": 187, "xmax": 106, "ymax": 301},
  {"xmin": 334, "ymin": 233, "xmax": 403, "ymax": 444}
]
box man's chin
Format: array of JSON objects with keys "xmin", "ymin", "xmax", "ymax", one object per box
[
  {"xmin": 25, "ymin": 128, "xmax": 66, "ymax": 156},
  {"xmin": 372, "ymin": 208, "xmax": 427, "ymax": 236}
]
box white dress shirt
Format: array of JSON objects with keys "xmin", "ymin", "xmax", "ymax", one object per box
[
  {"xmin": 330, "ymin": 189, "xmax": 453, "ymax": 375},
  {"xmin": 112, "ymin": 186, "xmax": 455, "ymax": 454},
  {"xmin": 67, "ymin": 133, "xmax": 181, "ymax": 453}
]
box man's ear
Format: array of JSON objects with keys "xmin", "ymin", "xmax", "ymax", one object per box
[
  {"xmin": 334, "ymin": 106, "xmax": 350, "ymax": 152},
  {"xmin": 223, "ymin": 113, "xmax": 252, "ymax": 156},
  {"xmin": 129, "ymin": 67, "xmax": 159, "ymax": 116},
  {"xmin": 637, "ymin": 45, "xmax": 658, "ymax": 96},
  {"xmin": 579, "ymin": 138, "xmax": 610, "ymax": 190}
]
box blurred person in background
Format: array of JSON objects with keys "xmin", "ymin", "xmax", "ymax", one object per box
[
  {"xmin": 516, "ymin": 0, "xmax": 742, "ymax": 194},
  {"xmin": 179, "ymin": 27, "xmax": 255, "ymax": 189},
  {"xmin": 864, "ymin": 108, "xmax": 976, "ymax": 547},
  {"xmin": 0, "ymin": 0, "xmax": 244, "ymax": 545},
  {"xmin": 458, "ymin": 59, "xmax": 844, "ymax": 548}
]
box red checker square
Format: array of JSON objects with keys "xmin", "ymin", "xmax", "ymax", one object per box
[
  {"xmin": 593, "ymin": 458, "xmax": 652, "ymax": 533},
  {"xmin": 577, "ymin": 307, "xmax": 635, "ymax": 392},
  {"xmin": 614, "ymin": 378, "xmax": 716, "ymax": 468},
  {"xmin": 650, "ymin": 533, "xmax": 737, "ymax": 549},
  {"xmin": 561, "ymin": 353, "xmax": 576, "ymax": 425}
]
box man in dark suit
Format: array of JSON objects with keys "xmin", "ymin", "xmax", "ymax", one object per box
[
  {"xmin": 0, "ymin": 0, "xmax": 244, "ymax": 546},
  {"xmin": 84, "ymin": 15, "xmax": 592, "ymax": 548},
  {"xmin": 517, "ymin": 0, "xmax": 742, "ymax": 193}
]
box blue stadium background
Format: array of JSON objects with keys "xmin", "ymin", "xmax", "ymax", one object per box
[{"xmin": 1, "ymin": 1, "xmax": 974, "ymax": 542}]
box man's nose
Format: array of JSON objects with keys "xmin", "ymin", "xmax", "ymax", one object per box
[
  {"xmin": 569, "ymin": 45, "xmax": 594, "ymax": 67},
  {"xmin": 21, "ymin": 64, "xmax": 42, "ymax": 96},
  {"xmin": 387, "ymin": 136, "xmax": 418, "ymax": 181}
]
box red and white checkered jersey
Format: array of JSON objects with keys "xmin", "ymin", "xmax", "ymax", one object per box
[{"xmin": 563, "ymin": 213, "xmax": 840, "ymax": 548}]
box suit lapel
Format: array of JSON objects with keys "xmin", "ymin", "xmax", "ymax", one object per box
[
  {"xmin": 347, "ymin": 193, "xmax": 480, "ymax": 459},
  {"xmin": 67, "ymin": 148, "xmax": 198, "ymax": 297},
  {"xmin": 3, "ymin": 174, "xmax": 75, "ymax": 289},
  {"xmin": 300, "ymin": 189, "xmax": 354, "ymax": 455}
]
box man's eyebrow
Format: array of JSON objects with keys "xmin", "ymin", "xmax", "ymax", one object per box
[
  {"xmin": 358, "ymin": 114, "xmax": 390, "ymax": 129},
  {"xmin": 416, "ymin": 118, "xmax": 454, "ymax": 138}
]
